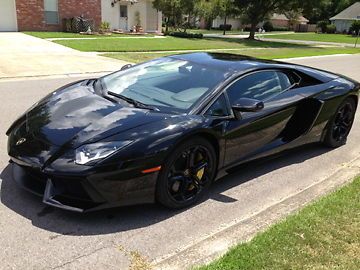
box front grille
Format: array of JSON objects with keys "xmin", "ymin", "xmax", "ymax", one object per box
[
  {"xmin": 51, "ymin": 176, "xmax": 93, "ymax": 202},
  {"xmin": 22, "ymin": 166, "xmax": 93, "ymax": 202},
  {"xmin": 26, "ymin": 167, "xmax": 47, "ymax": 184}
]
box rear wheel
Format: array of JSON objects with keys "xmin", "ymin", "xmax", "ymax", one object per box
[
  {"xmin": 156, "ymin": 138, "xmax": 217, "ymax": 209},
  {"xmin": 323, "ymin": 98, "xmax": 356, "ymax": 148}
]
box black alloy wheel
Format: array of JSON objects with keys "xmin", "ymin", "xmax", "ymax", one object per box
[
  {"xmin": 324, "ymin": 98, "xmax": 356, "ymax": 148},
  {"xmin": 156, "ymin": 137, "xmax": 217, "ymax": 209}
]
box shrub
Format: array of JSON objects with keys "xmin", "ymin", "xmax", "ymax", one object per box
[
  {"xmin": 263, "ymin": 21, "xmax": 274, "ymax": 32},
  {"xmin": 99, "ymin": 21, "xmax": 110, "ymax": 32},
  {"xmin": 168, "ymin": 31, "xmax": 203, "ymax": 39},
  {"xmin": 244, "ymin": 26, "xmax": 260, "ymax": 32},
  {"xmin": 350, "ymin": 20, "xmax": 360, "ymax": 35},
  {"xmin": 219, "ymin": 24, "xmax": 232, "ymax": 31},
  {"xmin": 135, "ymin": 11, "xmax": 141, "ymax": 26},
  {"xmin": 317, "ymin": 20, "xmax": 328, "ymax": 33},
  {"xmin": 326, "ymin": 24, "xmax": 336, "ymax": 34},
  {"xmin": 272, "ymin": 26, "xmax": 289, "ymax": 31}
]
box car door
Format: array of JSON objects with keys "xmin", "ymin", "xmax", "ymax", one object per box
[{"xmin": 222, "ymin": 70, "xmax": 305, "ymax": 167}]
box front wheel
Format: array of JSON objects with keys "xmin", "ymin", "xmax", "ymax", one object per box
[
  {"xmin": 156, "ymin": 137, "xmax": 217, "ymax": 209},
  {"xmin": 323, "ymin": 97, "xmax": 356, "ymax": 148}
]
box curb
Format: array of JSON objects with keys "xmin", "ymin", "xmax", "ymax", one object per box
[
  {"xmin": 153, "ymin": 157, "xmax": 360, "ymax": 270},
  {"xmin": 0, "ymin": 71, "xmax": 113, "ymax": 82}
]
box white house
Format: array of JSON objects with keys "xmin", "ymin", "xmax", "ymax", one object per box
[
  {"xmin": 330, "ymin": 2, "xmax": 360, "ymax": 33},
  {"xmin": 0, "ymin": 0, "xmax": 162, "ymax": 33},
  {"xmin": 101, "ymin": 0, "xmax": 162, "ymax": 32}
]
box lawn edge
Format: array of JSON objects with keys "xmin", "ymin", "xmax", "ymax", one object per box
[{"xmin": 153, "ymin": 156, "xmax": 360, "ymax": 270}]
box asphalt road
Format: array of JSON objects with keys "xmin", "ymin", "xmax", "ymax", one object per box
[{"xmin": 0, "ymin": 54, "xmax": 360, "ymax": 270}]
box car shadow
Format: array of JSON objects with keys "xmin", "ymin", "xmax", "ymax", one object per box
[{"xmin": 0, "ymin": 143, "xmax": 331, "ymax": 236}]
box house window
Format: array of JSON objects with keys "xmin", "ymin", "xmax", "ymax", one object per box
[{"xmin": 44, "ymin": 0, "xmax": 59, "ymax": 24}]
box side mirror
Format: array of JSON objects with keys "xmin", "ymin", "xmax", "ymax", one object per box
[
  {"xmin": 232, "ymin": 98, "xmax": 264, "ymax": 118},
  {"xmin": 121, "ymin": 64, "xmax": 133, "ymax": 71}
]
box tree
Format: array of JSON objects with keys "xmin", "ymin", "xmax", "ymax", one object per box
[
  {"xmin": 217, "ymin": 0, "xmax": 238, "ymax": 35},
  {"xmin": 302, "ymin": 0, "xmax": 359, "ymax": 24},
  {"xmin": 350, "ymin": 20, "xmax": 360, "ymax": 35},
  {"xmin": 195, "ymin": 0, "xmax": 220, "ymax": 30},
  {"xmin": 196, "ymin": 0, "xmax": 237, "ymax": 34},
  {"xmin": 153, "ymin": 0, "xmax": 199, "ymax": 33},
  {"xmin": 284, "ymin": 9, "xmax": 302, "ymax": 30},
  {"xmin": 153, "ymin": 0, "xmax": 181, "ymax": 33},
  {"xmin": 234, "ymin": 0, "xmax": 315, "ymax": 40}
]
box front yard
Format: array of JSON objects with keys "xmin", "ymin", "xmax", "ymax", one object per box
[
  {"xmin": 104, "ymin": 47, "xmax": 360, "ymax": 63},
  {"xmin": 264, "ymin": 33, "xmax": 359, "ymax": 44},
  {"xmin": 199, "ymin": 176, "xmax": 360, "ymax": 270},
  {"xmin": 52, "ymin": 37, "xmax": 303, "ymax": 52},
  {"xmin": 24, "ymin": 31, "xmax": 360, "ymax": 63}
]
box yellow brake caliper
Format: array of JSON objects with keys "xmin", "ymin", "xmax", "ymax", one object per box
[
  {"xmin": 189, "ymin": 153, "xmax": 205, "ymax": 191},
  {"xmin": 196, "ymin": 167, "xmax": 205, "ymax": 180}
]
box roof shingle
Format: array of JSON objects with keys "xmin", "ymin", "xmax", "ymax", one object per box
[{"xmin": 330, "ymin": 2, "xmax": 360, "ymax": 21}]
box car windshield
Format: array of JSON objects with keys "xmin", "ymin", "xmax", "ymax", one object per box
[{"xmin": 101, "ymin": 58, "xmax": 226, "ymax": 112}]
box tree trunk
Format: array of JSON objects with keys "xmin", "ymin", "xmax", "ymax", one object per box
[
  {"xmin": 223, "ymin": 15, "xmax": 227, "ymax": 35},
  {"xmin": 165, "ymin": 18, "xmax": 169, "ymax": 33},
  {"xmin": 248, "ymin": 22, "xmax": 257, "ymax": 40}
]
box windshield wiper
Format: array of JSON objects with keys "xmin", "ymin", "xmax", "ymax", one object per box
[{"xmin": 107, "ymin": 91, "xmax": 159, "ymax": 111}]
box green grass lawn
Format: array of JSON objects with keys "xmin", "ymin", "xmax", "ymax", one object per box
[
  {"xmin": 24, "ymin": 31, "xmax": 154, "ymax": 39},
  {"xmin": 188, "ymin": 29, "xmax": 248, "ymax": 35},
  {"xmin": 53, "ymin": 37, "xmax": 306, "ymax": 52},
  {"xmin": 103, "ymin": 47, "xmax": 360, "ymax": 63},
  {"xmin": 265, "ymin": 33, "xmax": 359, "ymax": 44},
  {"xmin": 198, "ymin": 176, "xmax": 360, "ymax": 270}
]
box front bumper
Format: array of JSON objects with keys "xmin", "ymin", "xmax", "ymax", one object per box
[{"xmin": 11, "ymin": 162, "xmax": 158, "ymax": 212}]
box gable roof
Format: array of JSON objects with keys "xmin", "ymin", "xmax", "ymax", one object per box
[
  {"xmin": 271, "ymin": 13, "xmax": 289, "ymax": 21},
  {"xmin": 330, "ymin": 2, "xmax": 360, "ymax": 21},
  {"xmin": 298, "ymin": 16, "xmax": 309, "ymax": 23},
  {"xmin": 270, "ymin": 13, "xmax": 309, "ymax": 22}
]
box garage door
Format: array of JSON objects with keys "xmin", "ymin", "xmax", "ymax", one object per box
[{"xmin": 0, "ymin": 0, "xmax": 18, "ymax": 31}]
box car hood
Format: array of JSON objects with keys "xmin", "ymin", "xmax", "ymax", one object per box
[{"xmin": 9, "ymin": 83, "xmax": 166, "ymax": 149}]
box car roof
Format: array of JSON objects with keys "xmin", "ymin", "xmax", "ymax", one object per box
[
  {"xmin": 169, "ymin": 52, "xmax": 277, "ymax": 73},
  {"xmin": 168, "ymin": 52, "xmax": 338, "ymax": 82}
]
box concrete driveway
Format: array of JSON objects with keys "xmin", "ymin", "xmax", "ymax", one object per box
[
  {"xmin": 0, "ymin": 54, "xmax": 359, "ymax": 270},
  {"xmin": 0, "ymin": 32, "xmax": 127, "ymax": 79}
]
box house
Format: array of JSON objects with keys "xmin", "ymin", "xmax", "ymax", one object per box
[
  {"xmin": 330, "ymin": 2, "xmax": 360, "ymax": 33},
  {"xmin": 269, "ymin": 14, "xmax": 289, "ymax": 28},
  {"xmin": 269, "ymin": 13, "xmax": 309, "ymax": 29},
  {"xmin": 209, "ymin": 13, "xmax": 308, "ymax": 31},
  {"xmin": 102, "ymin": 0, "xmax": 162, "ymax": 32},
  {"xmin": 212, "ymin": 17, "xmax": 242, "ymax": 30},
  {"xmin": 0, "ymin": 0, "xmax": 162, "ymax": 32}
]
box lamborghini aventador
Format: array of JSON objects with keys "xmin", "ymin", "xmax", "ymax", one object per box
[{"xmin": 6, "ymin": 53, "xmax": 359, "ymax": 212}]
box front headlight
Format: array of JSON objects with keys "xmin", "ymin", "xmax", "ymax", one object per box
[{"xmin": 75, "ymin": 141, "xmax": 132, "ymax": 165}]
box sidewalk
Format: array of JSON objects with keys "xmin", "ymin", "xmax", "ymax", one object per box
[
  {"xmin": 0, "ymin": 32, "xmax": 128, "ymax": 79},
  {"xmin": 203, "ymin": 32, "xmax": 355, "ymax": 48},
  {"xmin": 263, "ymin": 37, "xmax": 355, "ymax": 48}
]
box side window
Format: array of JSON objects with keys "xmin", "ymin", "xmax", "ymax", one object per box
[
  {"xmin": 227, "ymin": 71, "xmax": 292, "ymax": 104},
  {"xmin": 205, "ymin": 94, "xmax": 229, "ymax": 117}
]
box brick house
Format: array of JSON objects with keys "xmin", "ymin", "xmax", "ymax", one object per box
[
  {"xmin": 211, "ymin": 13, "xmax": 309, "ymax": 31},
  {"xmin": 269, "ymin": 13, "xmax": 309, "ymax": 29},
  {"xmin": 0, "ymin": 0, "xmax": 162, "ymax": 32}
]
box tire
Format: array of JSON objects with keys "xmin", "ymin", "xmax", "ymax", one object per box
[
  {"xmin": 156, "ymin": 137, "xmax": 217, "ymax": 209},
  {"xmin": 323, "ymin": 97, "xmax": 356, "ymax": 148}
]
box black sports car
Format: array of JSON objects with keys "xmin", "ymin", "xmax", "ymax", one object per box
[{"xmin": 6, "ymin": 53, "xmax": 359, "ymax": 212}]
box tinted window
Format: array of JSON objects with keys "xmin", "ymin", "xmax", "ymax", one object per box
[
  {"xmin": 227, "ymin": 71, "xmax": 291, "ymax": 104},
  {"xmin": 205, "ymin": 94, "xmax": 229, "ymax": 116},
  {"xmin": 102, "ymin": 58, "xmax": 225, "ymax": 111}
]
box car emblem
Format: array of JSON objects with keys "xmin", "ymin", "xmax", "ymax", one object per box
[{"xmin": 16, "ymin": 138, "xmax": 27, "ymax": 146}]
